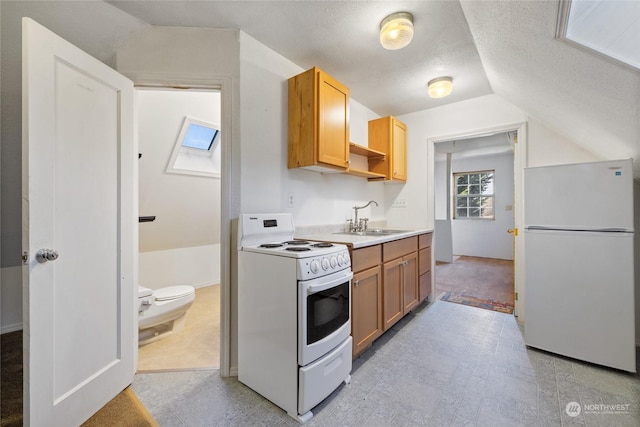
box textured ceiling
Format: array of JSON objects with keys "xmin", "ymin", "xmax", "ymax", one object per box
[
  {"xmin": 3, "ymin": 0, "xmax": 640, "ymax": 175},
  {"xmin": 107, "ymin": 0, "xmax": 493, "ymax": 117},
  {"xmin": 461, "ymin": 0, "xmax": 640, "ymax": 170}
]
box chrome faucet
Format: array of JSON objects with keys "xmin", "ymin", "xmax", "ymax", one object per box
[{"xmin": 352, "ymin": 200, "xmax": 379, "ymax": 232}]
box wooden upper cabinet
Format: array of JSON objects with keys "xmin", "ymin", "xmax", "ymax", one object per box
[
  {"xmin": 288, "ymin": 67, "xmax": 350, "ymax": 172},
  {"xmin": 368, "ymin": 116, "xmax": 407, "ymax": 182}
]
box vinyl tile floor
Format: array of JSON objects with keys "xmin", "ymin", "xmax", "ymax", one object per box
[{"xmin": 133, "ymin": 300, "xmax": 640, "ymax": 426}]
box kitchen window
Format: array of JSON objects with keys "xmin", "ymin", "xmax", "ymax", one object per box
[{"xmin": 454, "ymin": 170, "xmax": 495, "ymax": 219}]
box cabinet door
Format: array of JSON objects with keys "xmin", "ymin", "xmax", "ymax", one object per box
[
  {"xmin": 419, "ymin": 272, "xmax": 432, "ymax": 303},
  {"xmin": 352, "ymin": 266, "xmax": 382, "ymax": 358},
  {"xmin": 382, "ymin": 258, "xmax": 403, "ymax": 331},
  {"xmin": 402, "ymin": 252, "xmax": 419, "ymax": 313},
  {"xmin": 392, "ymin": 118, "xmax": 407, "ymax": 181},
  {"xmin": 317, "ymin": 70, "xmax": 349, "ymax": 168},
  {"xmin": 419, "ymin": 247, "xmax": 432, "ymax": 302}
]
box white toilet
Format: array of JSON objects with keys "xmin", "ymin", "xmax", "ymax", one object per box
[{"xmin": 138, "ymin": 285, "xmax": 196, "ymax": 345}]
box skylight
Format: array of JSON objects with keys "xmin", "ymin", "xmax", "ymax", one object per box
[
  {"xmin": 557, "ymin": 0, "xmax": 640, "ymax": 71},
  {"xmin": 182, "ymin": 122, "xmax": 219, "ymax": 151},
  {"xmin": 166, "ymin": 116, "xmax": 221, "ymax": 178}
]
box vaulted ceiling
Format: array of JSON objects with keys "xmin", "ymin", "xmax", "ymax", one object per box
[{"xmin": 2, "ymin": 1, "xmax": 640, "ymax": 174}]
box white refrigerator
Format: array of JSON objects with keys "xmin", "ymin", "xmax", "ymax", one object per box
[{"xmin": 524, "ymin": 159, "xmax": 636, "ymax": 372}]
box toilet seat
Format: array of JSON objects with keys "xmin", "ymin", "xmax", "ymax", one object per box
[
  {"xmin": 138, "ymin": 286, "xmax": 153, "ymax": 298},
  {"xmin": 153, "ymin": 285, "xmax": 195, "ymax": 301}
]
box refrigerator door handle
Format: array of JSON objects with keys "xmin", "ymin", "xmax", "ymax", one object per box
[{"xmin": 525, "ymin": 225, "xmax": 631, "ymax": 233}]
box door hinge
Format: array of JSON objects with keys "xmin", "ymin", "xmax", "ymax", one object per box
[
  {"xmin": 22, "ymin": 251, "xmax": 29, "ymax": 264},
  {"xmin": 514, "ymin": 292, "xmax": 518, "ymax": 301}
]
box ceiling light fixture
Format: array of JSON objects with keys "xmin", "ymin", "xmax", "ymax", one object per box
[
  {"xmin": 428, "ymin": 76, "xmax": 453, "ymax": 98},
  {"xmin": 379, "ymin": 12, "xmax": 414, "ymax": 50}
]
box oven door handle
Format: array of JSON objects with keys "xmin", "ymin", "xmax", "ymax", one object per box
[{"xmin": 306, "ymin": 271, "xmax": 353, "ymax": 295}]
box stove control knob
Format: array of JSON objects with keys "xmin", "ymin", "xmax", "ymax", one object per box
[
  {"xmin": 343, "ymin": 253, "xmax": 350, "ymax": 266},
  {"xmin": 321, "ymin": 258, "xmax": 330, "ymax": 270},
  {"xmin": 337, "ymin": 254, "xmax": 344, "ymax": 266},
  {"xmin": 330, "ymin": 256, "xmax": 338, "ymax": 268},
  {"xmin": 310, "ymin": 260, "xmax": 320, "ymax": 274}
]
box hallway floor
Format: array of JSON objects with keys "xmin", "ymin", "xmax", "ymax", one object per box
[
  {"xmin": 133, "ymin": 300, "xmax": 640, "ymax": 426},
  {"xmin": 435, "ymin": 256, "xmax": 514, "ymax": 305}
]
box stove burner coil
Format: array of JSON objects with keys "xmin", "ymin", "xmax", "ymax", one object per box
[
  {"xmin": 259, "ymin": 243, "xmax": 284, "ymax": 248},
  {"xmin": 311, "ymin": 242, "xmax": 334, "ymax": 248},
  {"xmin": 285, "ymin": 247, "xmax": 311, "ymax": 252},
  {"xmin": 284, "ymin": 240, "xmax": 310, "ymax": 246}
]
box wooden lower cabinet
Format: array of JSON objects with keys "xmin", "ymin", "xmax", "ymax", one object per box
[
  {"xmin": 350, "ymin": 245, "xmax": 382, "ymax": 358},
  {"xmin": 382, "ymin": 258, "xmax": 403, "ymax": 330},
  {"xmin": 352, "ymin": 265, "xmax": 382, "ymax": 358},
  {"xmin": 349, "ymin": 232, "xmax": 432, "ymax": 358},
  {"xmin": 382, "ymin": 252, "xmax": 418, "ymax": 331},
  {"xmin": 402, "ymin": 252, "xmax": 419, "ymax": 312},
  {"xmin": 418, "ymin": 233, "xmax": 433, "ymax": 302}
]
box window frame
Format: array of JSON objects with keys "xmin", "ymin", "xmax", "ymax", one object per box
[
  {"xmin": 453, "ymin": 169, "xmax": 495, "ymax": 220},
  {"xmin": 556, "ymin": 0, "xmax": 640, "ymax": 72},
  {"xmin": 165, "ymin": 116, "xmax": 221, "ymax": 179}
]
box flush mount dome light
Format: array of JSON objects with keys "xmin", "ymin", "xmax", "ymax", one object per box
[
  {"xmin": 428, "ymin": 76, "xmax": 453, "ymax": 98},
  {"xmin": 380, "ymin": 12, "xmax": 414, "ymax": 50}
]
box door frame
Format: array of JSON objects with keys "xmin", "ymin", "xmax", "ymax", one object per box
[
  {"xmin": 131, "ymin": 77, "xmax": 233, "ymax": 377},
  {"xmin": 428, "ymin": 121, "xmax": 528, "ymax": 319}
]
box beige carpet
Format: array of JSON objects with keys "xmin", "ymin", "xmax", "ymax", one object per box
[
  {"xmin": 1, "ymin": 332, "xmax": 157, "ymax": 427},
  {"xmin": 137, "ymin": 284, "xmax": 220, "ymax": 372},
  {"xmin": 81, "ymin": 386, "xmax": 158, "ymax": 427}
]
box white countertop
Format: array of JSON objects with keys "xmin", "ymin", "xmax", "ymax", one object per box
[{"xmin": 295, "ymin": 228, "xmax": 432, "ymax": 249}]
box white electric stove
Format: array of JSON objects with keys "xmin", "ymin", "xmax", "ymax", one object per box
[{"xmin": 238, "ymin": 213, "xmax": 353, "ymax": 422}]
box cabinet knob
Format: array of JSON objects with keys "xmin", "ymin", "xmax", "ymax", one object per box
[{"xmin": 354, "ymin": 280, "xmax": 360, "ymax": 287}]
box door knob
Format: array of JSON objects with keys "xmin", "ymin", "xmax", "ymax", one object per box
[{"xmin": 36, "ymin": 249, "xmax": 59, "ymax": 263}]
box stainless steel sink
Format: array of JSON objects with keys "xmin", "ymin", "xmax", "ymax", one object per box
[{"xmin": 332, "ymin": 229, "xmax": 410, "ymax": 236}]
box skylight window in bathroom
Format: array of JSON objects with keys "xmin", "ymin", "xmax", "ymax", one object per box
[
  {"xmin": 166, "ymin": 116, "xmax": 221, "ymax": 178},
  {"xmin": 557, "ymin": 0, "xmax": 640, "ymax": 71},
  {"xmin": 182, "ymin": 122, "xmax": 219, "ymax": 151}
]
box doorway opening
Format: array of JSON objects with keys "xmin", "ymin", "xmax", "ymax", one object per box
[
  {"xmin": 136, "ymin": 87, "xmax": 222, "ymax": 371},
  {"xmin": 433, "ymin": 131, "xmax": 517, "ymax": 313}
]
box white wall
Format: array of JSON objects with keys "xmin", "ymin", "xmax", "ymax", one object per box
[
  {"xmin": 138, "ymin": 89, "xmax": 221, "ymax": 252},
  {"xmin": 1, "ymin": 267, "xmax": 22, "ymax": 333},
  {"xmin": 139, "ymin": 244, "xmax": 220, "ymax": 290},
  {"xmin": 391, "ymin": 95, "xmax": 603, "ymax": 230},
  {"xmin": 238, "ymin": 33, "xmax": 385, "ymax": 227},
  {"xmin": 449, "ymin": 152, "xmax": 514, "ymax": 260},
  {"xmin": 137, "ymin": 89, "xmax": 221, "ymax": 290}
]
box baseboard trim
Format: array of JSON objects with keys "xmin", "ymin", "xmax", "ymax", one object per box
[
  {"xmin": 229, "ymin": 366, "xmax": 238, "ymax": 377},
  {"xmin": 1, "ymin": 323, "xmax": 23, "ymax": 334}
]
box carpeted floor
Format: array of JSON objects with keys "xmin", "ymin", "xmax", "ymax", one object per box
[
  {"xmin": 435, "ymin": 255, "xmax": 514, "ymax": 311},
  {"xmin": 1, "ymin": 331, "xmax": 22, "ymax": 427},
  {"xmin": 1, "ymin": 332, "xmax": 158, "ymax": 426}
]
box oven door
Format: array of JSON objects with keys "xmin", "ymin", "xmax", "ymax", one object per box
[{"xmin": 299, "ymin": 268, "xmax": 352, "ymax": 366}]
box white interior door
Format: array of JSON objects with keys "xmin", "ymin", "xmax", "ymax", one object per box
[{"xmin": 22, "ymin": 18, "xmax": 136, "ymax": 426}]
